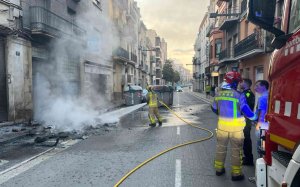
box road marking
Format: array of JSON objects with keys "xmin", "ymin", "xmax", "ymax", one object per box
[
  {"xmin": 0, "ymin": 139, "xmax": 80, "ymax": 185},
  {"xmin": 177, "ymin": 127, "xmax": 180, "ymax": 135},
  {"xmin": 175, "ymin": 159, "xmax": 181, "ymax": 187}
]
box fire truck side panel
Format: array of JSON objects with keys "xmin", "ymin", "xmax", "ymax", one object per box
[{"xmin": 268, "ymin": 29, "xmax": 300, "ymax": 150}]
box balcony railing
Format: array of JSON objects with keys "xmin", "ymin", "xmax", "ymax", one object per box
[
  {"xmin": 241, "ymin": 0, "xmax": 247, "ymax": 14},
  {"xmin": 205, "ymin": 67, "xmax": 210, "ymax": 75},
  {"xmin": 193, "ymin": 57, "xmax": 197, "ymax": 64},
  {"xmin": 112, "ymin": 47, "xmax": 129, "ymax": 61},
  {"xmin": 131, "ymin": 53, "xmax": 137, "ymax": 63},
  {"xmin": 219, "ymin": 47, "xmax": 234, "ymax": 61},
  {"xmin": 30, "ymin": 6, "xmax": 85, "ymax": 37},
  {"xmin": 150, "ymin": 56, "xmax": 156, "ymax": 63},
  {"xmin": 145, "ymin": 65, "xmax": 149, "ymax": 72},
  {"xmin": 234, "ymin": 32, "xmax": 262, "ymax": 58}
]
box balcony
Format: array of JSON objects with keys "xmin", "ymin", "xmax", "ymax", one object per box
[
  {"xmin": 193, "ymin": 73, "xmax": 197, "ymax": 79},
  {"xmin": 219, "ymin": 47, "xmax": 236, "ymax": 64},
  {"xmin": 192, "ymin": 57, "xmax": 197, "ymax": 64},
  {"xmin": 241, "ymin": 0, "xmax": 247, "ymax": 15},
  {"xmin": 206, "ymin": 25, "xmax": 214, "ymax": 37},
  {"xmin": 145, "ymin": 65, "xmax": 149, "ymax": 72},
  {"xmin": 205, "ymin": 67, "xmax": 211, "ymax": 76},
  {"xmin": 193, "ymin": 72, "xmax": 201, "ymax": 79},
  {"xmin": 131, "ymin": 52, "xmax": 137, "ymax": 63},
  {"xmin": 219, "ymin": 8, "xmax": 240, "ymax": 31},
  {"xmin": 150, "ymin": 56, "xmax": 156, "ymax": 63},
  {"xmin": 30, "ymin": 6, "xmax": 85, "ymax": 38},
  {"xmin": 156, "ymin": 70, "xmax": 162, "ymax": 78},
  {"xmin": 156, "ymin": 63, "xmax": 161, "ymax": 70},
  {"xmin": 112, "ymin": 47, "xmax": 129, "ymax": 62},
  {"xmin": 126, "ymin": 9, "xmax": 137, "ymax": 22},
  {"xmin": 150, "ymin": 68, "xmax": 155, "ymax": 76},
  {"xmin": 155, "ymin": 37, "xmax": 161, "ymax": 48},
  {"xmin": 234, "ymin": 32, "xmax": 264, "ymax": 60}
]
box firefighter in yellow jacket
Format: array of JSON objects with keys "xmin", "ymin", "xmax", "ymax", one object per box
[
  {"xmin": 146, "ymin": 86, "xmax": 162, "ymax": 127},
  {"xmin": 211, "ymin": 72, "xmax": 257, "ymax": 181}
]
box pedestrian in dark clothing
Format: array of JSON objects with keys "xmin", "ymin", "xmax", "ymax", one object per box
[
  {"xmin": 239, "ymin": 78, "xmax": 255, "ymax": 166},
  {"xmin": 211, "ymin": 85, "xmax": 216, "ymax": 97}
]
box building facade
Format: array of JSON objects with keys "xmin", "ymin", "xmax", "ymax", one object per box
[
  {"xmin": 204, "ymin": 0, "xmax": 274, "ymax": 91},
  {"xmin": 0, "ymin": 0, "xmax": 31, "ymax": 121},
  {"xmin": 0, "ymin": 0, "xmax": 168, "ymax": 122},
  {"xmin": 193, "ymin": 12, "xmax": 210, "ymax": 92}
]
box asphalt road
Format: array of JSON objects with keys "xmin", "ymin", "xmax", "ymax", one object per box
[{"xmin": 0, "ymin": 90, "xmax": 257, "ymax": 187}]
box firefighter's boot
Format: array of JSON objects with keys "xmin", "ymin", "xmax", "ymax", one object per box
[
  {"xmin": 216, "ymin": 168, "xmax": 225, "ymax": 176},
  {"xmin": 149, "ymin": 123, "xmax": 156, "ymax": 127}
]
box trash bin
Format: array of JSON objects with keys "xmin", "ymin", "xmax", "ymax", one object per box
[
  {"xmin": 162, "ymin": 86, "xmax": 171, "ymax": 105},
  {"xmin": 168, "ymin": 86, "xmax": 174, "ymax": 105},
  {"xmin": 152, "ymin": 85, "xmax": 163, "ymax": 107},
  {"xmin": 124, "ymin": 85, "xmax": 143, "ymax": 106},
  {"xmin": 152, "ymin": 85, "xmax": 172, "ymax": 106}
]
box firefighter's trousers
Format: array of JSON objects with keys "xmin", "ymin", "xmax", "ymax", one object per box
[
  {"xmin": 148, "ymin": 107, "xmax": 162, "ymax": 125},
  {"xmin": 214, "ymin": 129, "xmax": 244, "ymax": 176}
]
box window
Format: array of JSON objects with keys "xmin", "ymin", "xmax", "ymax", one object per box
[
  {"xmin": 215, "ymin": 39, "xmax": 222, "ymax": 59},
  {"xmin": 255, "ymin": 66, "xmax": 264, "ymax": 81},
  {"xmin": 210, "ymin": 45, "xmax": 213, "ymax": 59},
  {"xmin": 289, "ymin": 0, "xmax": 300, "ymax": 33},
  {"xmin": 244, "ymin": 68, "xmax": 250, "ymax": 78}
]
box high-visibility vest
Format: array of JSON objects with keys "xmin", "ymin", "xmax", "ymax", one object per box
[
  {"xmin": 214, "ymin": 89, "xmax": 245, "ymax": 131},
  {"xmin": 148, "ymin": 92, "xmax": 158, "ymax": 108}
]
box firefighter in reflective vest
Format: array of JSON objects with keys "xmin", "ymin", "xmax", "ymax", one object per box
[
  {"xmin": 146, "ymin": 86, "xmax": 163, "ymax": 127},
  {"xmin": 211, "ymin": 71, "xmax": 257, "ymax": 181}
]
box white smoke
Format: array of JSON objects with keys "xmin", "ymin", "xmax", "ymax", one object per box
[{"xmin": 33, "ymin": 0, "xmax": 122, "ymax": 131}]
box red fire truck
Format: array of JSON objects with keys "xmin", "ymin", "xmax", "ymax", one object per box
[{"xmin": 248, "ymin": 0, "xmax": 300, "ymax": 186}]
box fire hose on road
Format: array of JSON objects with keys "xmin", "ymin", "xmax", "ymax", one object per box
[{"xmin": 114, "ymin": 100, "xmax": 214, "ymax": 187}]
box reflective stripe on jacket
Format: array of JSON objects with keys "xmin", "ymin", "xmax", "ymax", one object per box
[
  {"xmin": 212, "ymin": 89, "xmax": 255, "ymax": 132},
  {"xmin": 148, "ymin": 92, "xmax": 158, "ymax": 108}
]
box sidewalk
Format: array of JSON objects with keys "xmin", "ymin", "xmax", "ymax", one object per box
[
  {"xmin": 191, "ymin": 91, "xmax": 214, "ymax": 103},
  {"xmin": 0, "ymin": 100, "xmax": 129, "ymax": 145}
]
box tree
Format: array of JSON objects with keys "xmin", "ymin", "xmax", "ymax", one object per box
[
  {"xmin": 162, "ymin": 59, "xmax": 175, "ymax": 83},
  {"xmin": 162, "ymin": 59, "xmax": 181, "ymax": 85},
  {"xmin": 173, "ymin": 71, "xmax": 181, "ymax": 83}
]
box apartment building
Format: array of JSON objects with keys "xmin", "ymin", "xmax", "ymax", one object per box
[
  {"xmin": 193, "ymin": 12, "xmax": 210, "ymax": 92},
  {"xmin": 0, "ymin": 0, "xmax": 166, "ymax": 122},
  {"xmin": 173, "ymin": 63, "xmax": 191, "ymax": 86},
  {"xmin": 146, "ymin": 29, "xmax": 166, "ymax": 85},
  {"xmin": 0, "ymin": 0, "xmax": 28, "ymax": 121},
  {"xmin": 110, "ymin": 0, "xmax": 140, "ymax": 101},
  {"xmin": 207, "ymin": 0, "xmax": 274, "ymax": 89}
]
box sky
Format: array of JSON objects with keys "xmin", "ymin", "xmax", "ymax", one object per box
[{"xmin": 135, "ymin": 0, "xmax": 210, "ymax": 71}]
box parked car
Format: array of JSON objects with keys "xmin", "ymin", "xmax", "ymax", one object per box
[{"xmin": 175, "ymin": 86, "xmax": 183, "ymax": 92}]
